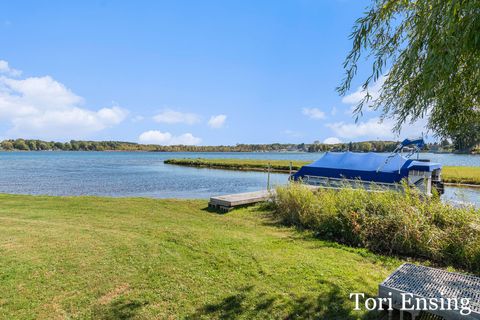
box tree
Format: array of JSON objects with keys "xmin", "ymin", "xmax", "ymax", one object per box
[
  {"xmin": 338, "ymin": 0, "xmax": 480, "ymax": 146},
  {"xmin": 440, "ymin": 139, "xmax": 450, "ymax": 148},
  {"xmin": 360, "ymin": 142, "xmax": 372, "ymax": 152},
  {"xmin": 54, "ymin": 142, "xmax": 64, "ymax": 150},
  {"xmin": 78, "ymin": 141, "xmax": 88, "ymax": 150},
  {"xmin": 27, "ymin": 140, "xmax": 38, "ymax": 150},
  {"xmin": 70, "ymin": 140, "xmax": 80, "ymax": 151},
  {"xmin": 13, "ymin": 139, "xmax": 29, "ymax": 150},
  {"xmin": 38, "ymin": 142, "xmax": 49, "ymax": 150},
  {"xmin": 1, "ymin": 141, "xmax": 13, "ymax": 150},
  {"xmin": 449, "ymin": 117, "xmax": 480, "ymax": 152}
]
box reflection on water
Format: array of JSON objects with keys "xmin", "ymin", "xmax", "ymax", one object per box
[
  {"xmin": 0, "ymin": 151, "xmax": 478, "ymax": 207},
  {"xmin": 442, "ymin": 186, "xmax": 480, "ymax": 207},
  {"xmin": 0, "ymin": 151, "xmax": 290, "ymax": 199}
]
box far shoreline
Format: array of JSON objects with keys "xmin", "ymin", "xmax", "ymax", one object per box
[{"xmin": 1, "ymin": 149, "xmax": 479, "ymax": 155}]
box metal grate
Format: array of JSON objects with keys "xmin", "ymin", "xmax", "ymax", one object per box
[{"xmin": 380, "ymin": 263, "xmax": 480, "ymax": 317}]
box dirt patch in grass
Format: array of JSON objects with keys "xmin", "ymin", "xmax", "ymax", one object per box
[{"xmin": 98, "ymin": 284, "xmax": 130, "ymax": 305}]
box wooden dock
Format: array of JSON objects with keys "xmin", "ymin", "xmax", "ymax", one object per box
[{"xmin": 209, "ymin": 189, "xmax": 275, "ymax": 212}]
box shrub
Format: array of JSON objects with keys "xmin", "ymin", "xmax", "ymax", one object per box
[{"xmin": 273, "ymin": 183, "xmax": 480, "ymax": 273}]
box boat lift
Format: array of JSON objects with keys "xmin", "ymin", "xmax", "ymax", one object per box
[
  {"xmin": 377, "ymin": 137, "xmax": 425, "ymax": 173},
  {"xmin": 291, "ymin": 137, "xmax": 444, "ymax": 195}
]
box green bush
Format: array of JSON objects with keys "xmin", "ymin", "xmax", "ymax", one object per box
[{"xmin": 273, "ymin": 183, "xmax": 480, "ymax": 273}]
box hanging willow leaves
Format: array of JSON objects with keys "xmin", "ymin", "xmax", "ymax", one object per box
[{"xmin": 338, "ymin": 0, "xmax": 480, "ymax": 148}]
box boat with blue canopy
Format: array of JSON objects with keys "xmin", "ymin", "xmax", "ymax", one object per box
[{"xmin": 291, "ymin": 138, "xmax": 444, "ymax": 195}]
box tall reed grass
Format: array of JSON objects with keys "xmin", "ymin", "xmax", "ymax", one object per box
[{"xmin": 273, "ymin": 183, "xmax": 480, "ymax": 273}]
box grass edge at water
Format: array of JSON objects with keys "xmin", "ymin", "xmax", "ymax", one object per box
[{"xmin": 164, "ymin": 158, "xmax": 480, "ymax": 186}]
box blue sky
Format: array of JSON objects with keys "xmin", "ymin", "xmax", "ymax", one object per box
[{"xmin": 0, "ymin": 0, "xmax": 426, "ymax": 145}]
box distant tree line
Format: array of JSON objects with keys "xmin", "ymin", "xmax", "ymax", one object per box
[
  {"xmin": 307, "ymin": 141, "xmax": 398, "ymax": 153},
  {"xmin": 0, "ymin": 138, "xmax": 475, "ymax": 153},
  {"xmin": 0, "ymin": 139, "xmax": 304, "ymax": 152}
]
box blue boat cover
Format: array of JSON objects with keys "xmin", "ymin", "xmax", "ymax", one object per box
[{"xmin": 292, "ymin": 152, "xmax": 441, "ymax": 183}]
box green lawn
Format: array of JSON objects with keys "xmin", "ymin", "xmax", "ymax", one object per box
[
  {"xmin": 165, "ymin": 158, "xmax": 480, "ymax": 185},
  {"xmin": 0, "ymin": 194, "xmax": 401, "ymax": 319}
]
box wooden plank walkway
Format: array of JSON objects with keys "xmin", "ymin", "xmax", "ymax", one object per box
[
  {"xmin": 209, "ymin": 189, "xmax": 275, "ymax": 212},
  {"xmin": 209, "ymin": 185, "xmax": 319, "ymax": 212}
]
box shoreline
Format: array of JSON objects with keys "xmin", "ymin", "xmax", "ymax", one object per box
[
  {"xmin": 1, "ymin": 149, "xmax": 480, "ymax": 154},
  {"xmin": 164, "ymin": 158, "xmax": 480, "ymax": 187}
]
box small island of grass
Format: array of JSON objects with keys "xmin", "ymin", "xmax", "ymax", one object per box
[{"xmin": 164, "ymin": 158, "xmax": 480, "ymax": 186}]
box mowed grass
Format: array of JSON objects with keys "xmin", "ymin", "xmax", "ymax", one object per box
[
  {"xmin": 0, "ymin": 194, "xmax": 401, "ymax": 319},
  {"xmin": 165, "ymin": 158, "xmax": 480, "ymax": 185}
]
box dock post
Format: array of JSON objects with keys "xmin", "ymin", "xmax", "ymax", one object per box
[
  {"xmin": 289, "ymin": 162, "xmax": 292, "ymax": 175},
  {"xmin": 267, "ymin": 163, "xmax": 271, "ymax": 191}
]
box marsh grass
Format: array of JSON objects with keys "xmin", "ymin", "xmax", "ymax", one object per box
[
  {"xmin": 442, "ymin": 166, "xmax": 480, "ymax": 185},
  {"xmin": 164, "ymin": 158, "xmax": 309, "ymax": 172},
  {"xmin": 273, "ymin": 183, "xmax": 480, "ymax": 273}
]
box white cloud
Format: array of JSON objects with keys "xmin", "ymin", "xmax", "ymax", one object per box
[
  {"xmin": 343, "ymin": 105, "xmax": 357, "ymax": 116},
  {"xmin": 326, "ymin": 117, "xmax": 395, "ymax": 140},
  {"xmin": 0, "ymin": 60, "xmax": 21, "ymax": 77},
  {"xmin": 323, "ymin": 137, "xmax": 342, "ymax": 144},
  {"xmin": 342, "ymin": 76, "xmax": 385, "ymax": 115},
  {"xmin": 326, "ymin": 116, "xmax": 427, "ymax": 141},
  {"xmin": 132, "ymin": 115, "xmax": 144, "ymax": 122},
  {"xmin": 283, "ymin": 129, "xmax": 303, "ymax": 138},
  {"xmin": 330, "ymin": 107, "xmax": 337, "ymax": 116},
  {"xmin": 207, "ymin": 114, "xmax": 226, "ymax": 128},
  {"xmin": 153, "ymin": 109, "xmax": 200, "ymax": 125},
  {"xmin": 342, "ymin": 89, "xmax": 371, "ymax": 106},
  {"xmin": 10, "ymin": 106, "xmax": 127, "ymax": 138},
  {"xmin": 342, "ymin": 76, "xmax": 385, "ymax": 105},
  {"xmin": 0, "ymin": 61, "xmax": 127, "ymax": 139},
  {"xmin": 138, "ymin": 130, "xmax": 201, "ymax": 145},
  {"xmin": 339, "ymin": 75, "xmax": 431, "ymax": 140},
  {"xmin": 302, "ymin": 107, "xmax": 326, "ymax": 120}
]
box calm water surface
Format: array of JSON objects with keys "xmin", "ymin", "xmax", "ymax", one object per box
[{"xmin": 0, "ymin": 151, "xmax": 478, "ymax": 206}]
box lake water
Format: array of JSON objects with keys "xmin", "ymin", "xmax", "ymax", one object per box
[{"xmin": 0, "ymin": 151, "xmax": 478, "ymax": 206}]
